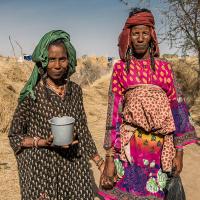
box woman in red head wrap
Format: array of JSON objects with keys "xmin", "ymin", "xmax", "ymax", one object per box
[{"xmin": 99, "ymin": 8, "xmax": 196, "ymax": 200}]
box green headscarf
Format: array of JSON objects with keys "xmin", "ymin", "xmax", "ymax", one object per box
[{"xmin": 19, "ymin": 30, "xmax": 77, "ymax": 102}]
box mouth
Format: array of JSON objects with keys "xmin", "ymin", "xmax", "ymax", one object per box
[
  {"xmin": 135, "ymin": 45, "xmax": 147, "ymax": 50},
  {"xmin": 51, "ymin": 72, "xmax": 64, "ymax": 78},
  {"xmin": 52, "ymin": 71, "xmax": 63, "ymax": 75}
]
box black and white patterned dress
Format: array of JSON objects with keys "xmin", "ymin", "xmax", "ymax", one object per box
[{"xmin": 9, "ymin": 80, "xmax": 98, "ymax": 200}]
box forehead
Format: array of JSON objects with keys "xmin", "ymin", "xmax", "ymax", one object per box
[
  {"xmin": 131, "ymin": 25, "xmax": 150, "ymax": 31},
  {"xmin": 48, "ymin": 44, "xmax": 67, "ymax": 56}
]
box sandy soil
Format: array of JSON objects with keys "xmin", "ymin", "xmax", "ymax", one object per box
[{"xmin": 0, "ymin": 73, "xmax": 199, "ymax": 200}]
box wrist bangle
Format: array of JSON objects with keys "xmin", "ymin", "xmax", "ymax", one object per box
[
  {"xmin": 33, "ymin": 137, "xmax": 40, "ymax": 148},
  {"xmin": 94, "ymin": 157, "xmax": 103, "ymax": 166},
  {"xmin": 32, "ymin": 137, "xmax": 35, "ymax": 147},
  {"xmin": 97, "ymin": 160, "xmax": 104, "ymax": 170}
]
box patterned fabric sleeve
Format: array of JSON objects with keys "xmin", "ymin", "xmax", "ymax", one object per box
[
  {"xmin": 103, "ymin": 63, "xmax": 124, "ymax": 150},
  {"xmin": 8, "ymin": 96, "xmax": 31, "ymax": 155},
  {"xmin": 165, "ymin": 63, "xmax": 197, "ymax": 149},
  {"xmin": 78, "ymin": 87, "xmax": 98, "ymax": 159}
]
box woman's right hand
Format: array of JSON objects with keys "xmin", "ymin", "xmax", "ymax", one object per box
[
  {"xmin": 21, "ymin": 136, "xmax": 53, "ymax": 148},
  {"xmin": 100, "ymin": 156, "xmax": 116, "ymax": 190}
]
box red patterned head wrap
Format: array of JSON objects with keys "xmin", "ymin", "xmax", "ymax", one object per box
[{"xmin": 118, "ymin": 11, "xmax": 159, "ymax": 61}]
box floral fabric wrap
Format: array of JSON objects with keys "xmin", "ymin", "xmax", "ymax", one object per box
[{"xmin": 121, "ymin": 84, "xmax": 176, "ymax": 172}]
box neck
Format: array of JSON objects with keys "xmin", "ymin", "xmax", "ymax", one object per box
[
  {"xmin": 133, "ymin": 49, "xmax": 150, "ymax": 60},
  {"xmin": 46, "ymin": 77, "xmax": 66, "ymax": 87}
]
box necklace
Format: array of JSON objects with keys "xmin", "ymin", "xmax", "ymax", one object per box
[{"xmin": 46, "ymin": 79, "xmax": 66, "ymax": 98}]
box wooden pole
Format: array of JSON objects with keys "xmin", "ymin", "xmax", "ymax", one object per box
[
  {"xmin": 15, "ymin": 40, "xmax": 23, "ymax": 58},
  {"xmin": 9, "ymin": 36, "xmax": 16, "ymax": 58}
]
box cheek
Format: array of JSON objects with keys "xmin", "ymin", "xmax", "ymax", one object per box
[
  {"xmin": 46, "ymin": 68, "xmax": 53, "ymax": 76},
  {"xmin": 145, "ymin": 35, "xmax": 151, "ymax": 43},
  {"xmin": 131, "ymin": 36, "xmax": 137, "ymax": 45},
  {"xmin": 47, "ymin": 61, "xmax": 55, "ymax": 68},
  {"xmin": 47, "ymin": 67, "xmax": 53, "ymax": 72},
  {"xmin": 62, "ymin": 61, "xmax": 68, "ymax": 69}
]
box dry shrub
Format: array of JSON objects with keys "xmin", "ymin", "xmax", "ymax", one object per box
[
  {"xmin": 190, "ymin": 95, "xmax": 200, "ymax": 125},
  {"xmin": 172, "ymin": 58, "xmax": 199, "ymax": 107},
  {"xmin": 0, "ymin": 87, "xmax": 17, "ymax": 133},
  {"xmin": 71, "ymin": 56, "xmax": 111, "ymax": 86},
  {"xmin": 80, "ymin": 59, "xmax": 102, "ymax": 85},
  {"xmin": 0, "ymin": 57, "xmax": 33, "ymax": 135}
]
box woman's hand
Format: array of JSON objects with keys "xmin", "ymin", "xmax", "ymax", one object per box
[
  {"xmin": 45, "ymin": 135, "xmax": 79, "ymax": 149},
  {"xmin": 59, "ymin": 140, "xmax": 79, "ymax": 149},
  {"xmin": 100, "ymin": 156, "xmax": 116, "ymax": 190},
  {"xmin": 172, "ymin": 150, "xmax": 183, "ymax": 176},
  {"xmin": 44, "ymin": 135, "xmax": 54, "ymax": 146},
  {"xmin": 92, "ymin": 155, "xmax": 105, "ymax": 174}
]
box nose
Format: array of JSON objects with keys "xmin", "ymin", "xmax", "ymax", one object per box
[
  {"xmin": 138, "ymin": 33, "xmax": 144, "ymax": 43},
  {"xmin": 54, "ymin": 60, "xmax": 61, "ymax": 69}
]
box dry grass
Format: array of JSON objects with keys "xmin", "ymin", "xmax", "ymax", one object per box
[{"xmin": 0, "ymin": 58, "xmax": 33, "ymax": 133}]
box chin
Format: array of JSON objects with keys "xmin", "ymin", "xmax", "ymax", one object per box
[
  {"xmin": 51, "ymin": 75, "xmax": 64, "ymax": 80},
  {"xmin": 135, "ymin": 49, "xmax": 147, "ymax": 54}
]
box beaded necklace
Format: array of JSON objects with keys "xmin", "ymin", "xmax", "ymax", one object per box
[{"xmin": 46, "ymin": 78, "xmax": 66, "ymax": 98}]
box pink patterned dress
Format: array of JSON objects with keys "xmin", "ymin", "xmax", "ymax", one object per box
[{"xmin": 99, "ymin": 58, "xmax": 197, "ymax": 200}]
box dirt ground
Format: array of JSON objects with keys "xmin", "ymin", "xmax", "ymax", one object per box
[{"xmin": 0, "ymin": 73, "xmax": 200, "ymax": 200}]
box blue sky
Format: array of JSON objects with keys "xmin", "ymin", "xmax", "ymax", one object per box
[{"xmin": 0, "ymin": 0, "xmax": 174, "ymax": 58}]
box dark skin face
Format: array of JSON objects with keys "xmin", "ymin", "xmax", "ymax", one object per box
[
  {"xmin": 47, "ymin": 44, "xmax": 68, "ymax": 84},
  {"xmin": 131, "ymin": 25, "xmax": 151, "ymax": 59}
]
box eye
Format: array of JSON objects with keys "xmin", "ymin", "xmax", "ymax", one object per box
[
  {"xmin": 49, "ymin": 57, "xmax": 55, "ymax": 62},
  {"xmin": 143, "ymin": 32, "xmax": 150, "ymax": 36},
  {"xmin": 60, "ymin": 57, "xmax": 67, "ymax": 62},
  {"xmin": 132, "ymin": 32, "xmax": 139, "ymax": 36}
]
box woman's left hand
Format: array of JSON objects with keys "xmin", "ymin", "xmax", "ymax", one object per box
[
  {"xmin": 172, "ymin": 150, "xmax": 183, "ymax": 176},
  {"xmin": 60, "ymin": 133, "xmax": 79, "ymax": 148},
  {"xmin": 60, "ymin": 140, "xmax": 79, "ymax": 149}
]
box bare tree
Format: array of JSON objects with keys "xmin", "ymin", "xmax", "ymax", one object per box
[
  {"xmin": 160, "ymin": 0, "xmax": 200, "ymax": 94},
  {"xmin": 118, "ymin": 0, "xmax": 151, "ymax": 9}
]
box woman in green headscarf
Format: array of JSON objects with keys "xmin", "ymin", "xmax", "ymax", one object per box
[{"xmin": 9, "ymin": 30, "xmax": 104, "ymax": 200}]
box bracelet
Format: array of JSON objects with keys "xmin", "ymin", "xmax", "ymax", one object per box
[
  {"xmin": 97, "ymin": 159, "xmax": 104, "ymax": 170},
  {"xmin": 106, "ymin": 154, "xmax": 114, "ymax": 158},
  {"xmin": 33, "ymin": 137, "xmax": 41, "ymax": 148},
  {"xmin": 94, "ymin": 157, "xmax": 104, "ymax": 167}
]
